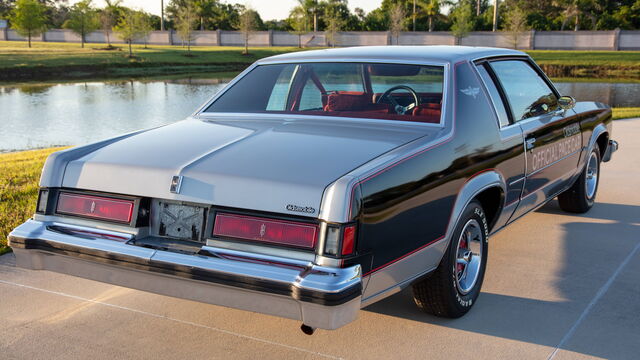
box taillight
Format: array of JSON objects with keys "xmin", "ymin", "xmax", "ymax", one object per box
[
  {"xmin": 324, "ymin": 224, "xmax": 357, "ymax": 256},
  {"xmin": 213, "ymin": 213, "xmax": 318, "ymax": 249},
  {"xmin": 341, "ymin": 225, "xmax": 356, "ymax": 255},
  {"xmin": 56, "ymin": 192, "xmax": 134, "ymax": 223}
]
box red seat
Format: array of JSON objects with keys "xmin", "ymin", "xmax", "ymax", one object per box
[{"xmin": 324, "ymin": 91, "xmax": 372, "ymax": 111}]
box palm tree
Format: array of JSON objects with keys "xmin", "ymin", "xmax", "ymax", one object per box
[
  {"xmin": 556, "ymin": 0, "xmax": 598, "ymax": 31},
  {"xmin": 417, "ymin": 0, "xmax": 446, "ymax": 32}
]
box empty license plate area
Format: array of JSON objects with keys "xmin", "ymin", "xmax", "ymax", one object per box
[{"xmin": 153, "ymin": 201, "xmax": 207, "ymax": 242}]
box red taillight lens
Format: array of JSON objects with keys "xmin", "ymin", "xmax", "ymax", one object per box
[
  {"xmin": 56, "ymin": 193, "xmax": 134, "ymax": 223},
  {"xmin": 341, "ymin": 225, "xmax": 356, "ymax": 255},
  {"xmin": 213, "ymin": 213, "xmax": 317, "ymax": 249}
]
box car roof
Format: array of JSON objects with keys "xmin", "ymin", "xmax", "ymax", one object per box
[{"xmin": 257, "ymin": 45, "xmax": 528, "ymax": 65}]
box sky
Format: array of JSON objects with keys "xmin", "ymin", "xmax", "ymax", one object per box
[{"xmin": 79, "ymin": 0, "xmax": 383, "ymax": 20}]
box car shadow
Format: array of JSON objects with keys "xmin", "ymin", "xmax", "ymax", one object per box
[{"xmin": 364, "ymin": 201, "xmax": 640, "ymax": 357}]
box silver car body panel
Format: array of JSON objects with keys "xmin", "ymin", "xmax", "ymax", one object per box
[{"xmin": 59, "ymin": 117, "xmax": 429, "ymax": 218}]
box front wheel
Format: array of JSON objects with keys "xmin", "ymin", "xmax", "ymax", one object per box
[
  {"xmin": 558, "ymin": 146, "xmax": 601, "ymax": 213},
  {"xmin": 412, "ymin": 200, "xmax": 489, "ymax": 318}
]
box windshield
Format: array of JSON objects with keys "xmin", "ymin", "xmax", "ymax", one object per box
[{"xmin": 204, "ymin": 62, "xmax": 445, "ymax": 124}]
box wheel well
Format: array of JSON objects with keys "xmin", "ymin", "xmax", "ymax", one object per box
[
  {"xmin": 596, "ymin": 132, "xmax": 609, "ymax": 157},
  {"xmin": 474, "ymin": 187, "xmax": 503, "ymax": 232}
]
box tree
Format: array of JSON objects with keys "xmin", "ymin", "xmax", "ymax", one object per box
[
  {"xmin": 63, "ymin": 0, "xmax": 99, "ymax": 48},
  {"xmin": 114, "ymin": 9, "xmax": 145, "ymax": 57},
  {"xmin": 418, "ymin": 0, "xmax": 444, "ymax": 32},
  {"xmin": 194, "ymin": 0, "xmax": 215, "ymax": 30},
  {"xmin": 175, "ymin": 0, "xmax": 197, "ymax": 54},
  {"xmin": 388, "ymin": 3, "xmax": 405, "ymax": 45},
  {"xmin": 100, "ymin": 0, "xmax": 121, "ymax": 48},
  {"xmin": 138, "ymin": 11, "xmax": 153, "ymax": 48},
  {"xmin": 505, "ymin": 5, "xmax": 528, "ymax": 48},
  {"xmin": 323, "ymin": 6, "xmax": 344, "ymax": 47},
  {"xmin": 451, "ymin": 0, "xmax": 474, "ymax": 43},
  {"xmin": 9, "ymin": 0, "xmax": 47, "ymax": 48},
  {"xmin": 0, "ymin": 0, "xmax": 16, "ymax": 20},
  {"xmin": 238, "ymin": 7, "xmax": 257, "ymax": 55},
  {"xmin": 289, "ymin": 5, "xmax": 307, "ymax": 48}
]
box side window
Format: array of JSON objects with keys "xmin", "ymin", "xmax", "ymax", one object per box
[
  {"xmin": 475, "ymin": 64, "xmax": 510, "ymax": 127},
  {"xmin": 266, "ymin": 65, "xmax": 296, "ymax": 111},
  {"xmin": 490, "ymin": 60, "xmax": 558, "ymax": 121},
  {"xmin": 299, "ymin": 80, "xmax": 323, "ymax": 111}
]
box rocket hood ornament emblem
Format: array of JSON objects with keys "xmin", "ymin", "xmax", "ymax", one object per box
[{"xmin": 170, "ymin": 175, "xmax": 183, "ymax": 194}]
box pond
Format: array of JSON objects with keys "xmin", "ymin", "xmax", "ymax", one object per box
[{"xmin": 1, "ymin": 76, "xmax": 639, "ymax": 152}]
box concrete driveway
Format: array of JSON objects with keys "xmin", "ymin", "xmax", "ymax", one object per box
[{"xmin": 1, "ymin": 118, "xmax": 639, "ymax": 360}]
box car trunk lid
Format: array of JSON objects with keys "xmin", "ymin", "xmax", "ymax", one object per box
[{"xmin": 62, "ymin": 117, "xmax": 431, "ymax": 217}]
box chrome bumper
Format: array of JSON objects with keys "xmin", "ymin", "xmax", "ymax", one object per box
[
  {"xmin": 602, "ymin": 139, "xmax": 618, "ymax": 162},
  {"xmin": 8, "ymin": 219, "xmax": 362, "ymax": 330}
]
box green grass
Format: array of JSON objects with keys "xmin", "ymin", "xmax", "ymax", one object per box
[
  {"xmin": 0, "ymin": 41, "xmax": 305, "ymax": 81},
  {"xmin": 0, "ymin": 147, "xmax": 69, "ymax": 255},
  {"xmin": 526, "ymin": 50, "xmax": 640, "ymax": 67},
  {"xmin": 612, "ymin": 107, "xmax": 640, "ymax": 120},
  {"xmin": 0, "ymin": 41, "xmax": 301, "ymax": 68},
  {"xmin": 1, "ymin": 42, "xmax": 640, "ymax": 81}
]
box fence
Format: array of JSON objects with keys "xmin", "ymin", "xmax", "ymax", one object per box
[{"xmin": 1, "ymin": 28, "xmax": 639, "ymax": 50}]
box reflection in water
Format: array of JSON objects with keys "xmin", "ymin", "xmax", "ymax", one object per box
[
  {"xmin": 1, "ymin": 78, "xmax": 230, "ymax": 151},
  {"xmin": 0, "ymin": 77, "xmax": 638, "ymax": 151},
  {"xmin": 555, "ymin": 81, "xmax": 640, "ymax": 108}
]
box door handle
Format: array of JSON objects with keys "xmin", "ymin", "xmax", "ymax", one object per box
[{"xmin": 526, "ymin": 138, "xmax": 536, "ymax": 150}]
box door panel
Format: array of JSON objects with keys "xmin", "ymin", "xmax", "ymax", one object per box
[{"xmin": 487, "ymin": 59, "xmax": 583, "ymax": 220}]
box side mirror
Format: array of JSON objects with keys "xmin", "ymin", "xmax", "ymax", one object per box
[{"xmin": 558, "ymin": 96, "xmax": 576, "ymax": 110}]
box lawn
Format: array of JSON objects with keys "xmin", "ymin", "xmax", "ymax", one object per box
[
  {"xmin": 1, "ymin": 41, "xmax": 640, "ymax": 80},
  {"xmin": 0, "ymin": 42, "xmax": 303, "ymax": 80},
  {"xmin": 0, "ymin": 41, "xmax": 300, "ymax": 68},
  {"xmin": 612, "ymin": 107, "xmax": 640, "ymax": 120},
  {"xmin": 0, "ymin": 147, "xmax": 68, "ymax": 255},
  {"xmin": 526, "ymin": 50, "xmax": 640, "ymax": 67}
]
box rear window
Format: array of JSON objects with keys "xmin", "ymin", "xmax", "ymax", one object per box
[{"xmin": 204, "ymin": 62, "xmax": 445, "ymax": 124}]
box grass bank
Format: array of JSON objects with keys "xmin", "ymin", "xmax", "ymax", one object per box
[
  {"xmin": 612, "ymin": 107, "xmax": 640, "ymax": 120},
  {"xmin": 1, "ymin": 42, "xmax": 640, "ymax": 81},
  {"xmin": 0, "ymin": 108, "xmax": 637, "ymax": 255},
  {"xmin": 0, "ymin": 42, "xmax": 301, "ymax": 81},
  {"xmin": 0, "ymin": 147, "xmax": 68, "ymax": 255}
]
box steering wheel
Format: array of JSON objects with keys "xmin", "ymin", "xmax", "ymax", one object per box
[{"xmin": 376, "ymin": 85, "xmax": 421, "ymax": 115}]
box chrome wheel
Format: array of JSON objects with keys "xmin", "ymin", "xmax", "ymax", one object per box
[
  {"xmin": 585, "ymin": 151, "xmax": 599, "ymax": 200},
  {"xmin": 455, "ymin": 219, "xmax": 483, "ymax": 295}
]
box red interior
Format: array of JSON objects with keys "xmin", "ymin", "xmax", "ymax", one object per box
[{"xmin": 317, "ymin": 91, "xmax": 441, "ymax": 123}]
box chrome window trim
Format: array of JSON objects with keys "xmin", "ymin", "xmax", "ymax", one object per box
[
  {"xmin": 472, "ymin": 62, "xmax": 509, "ymax": 130},
  {"xmin": 194, "ymin": 60, "xmax": 450, "ymax": 128}
]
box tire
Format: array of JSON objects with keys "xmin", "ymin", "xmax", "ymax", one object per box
[
  {"xmin": 412, "ymin": 200, "xmax": 489, "ymax": 318},
  {"xmin": 558, "ymin": 146, "xmax": 601, "ymax": 213}
]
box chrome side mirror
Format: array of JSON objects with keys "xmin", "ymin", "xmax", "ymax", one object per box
[{"xmin": 558, "ymin": 96, "xmax": 576, "ymax": 110}]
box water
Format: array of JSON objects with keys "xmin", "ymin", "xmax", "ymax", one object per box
[{"xmin": 1, "ymin": 76, "xmax": 638, "ymax": 152}]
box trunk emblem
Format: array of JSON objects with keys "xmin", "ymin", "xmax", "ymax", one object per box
[
  {"xmin": 170, "ymin": 176, "xmax": 183, "ymax": 194},
  {"xmin": 286, "ymin": 204, "xmax": 316, "ymax": 214},
  {"xmin": 90, "ymin": 201, "xmax": 96, "ymax": 213},
  {"xmin": 260, "ymin": 223, "xmax": 266, "ymax": 237}
]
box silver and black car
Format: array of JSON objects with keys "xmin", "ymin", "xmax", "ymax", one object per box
[{"xmin": 9, "ymin": 46, "xmax": 618, "ymax": 333}]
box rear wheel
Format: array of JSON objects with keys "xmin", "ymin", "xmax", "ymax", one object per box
[
  {"xmin": 558, "ymin": 146, "xmax": 600, "ymax": 213},
  {"xmin": 412, "ymin": 200, "xmax": 488, "ymax": 318}
]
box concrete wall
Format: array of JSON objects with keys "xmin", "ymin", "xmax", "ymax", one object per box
[
  {"xmin": 620, "ymin": 31, "xmax": 640, "ymax": 50},
  {"xmin": 2, "ymin": 28, "xmax": 638, "ymax": 50},
  {"xmin": 398, "ymin": 31, "xmax": 455, "ymax": 45},
  {"xmin": 534, "ymin": 30, "xmax": 617, "ymax": 50}
]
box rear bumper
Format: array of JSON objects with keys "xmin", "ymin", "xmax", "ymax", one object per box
[{"xmin": 8, "ymin": 219, "xmax": 362, "ymax": 330}]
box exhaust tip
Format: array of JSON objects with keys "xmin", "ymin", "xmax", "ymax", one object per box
[{"xmin": 300, "ymin": 324, "xmax": 315, "ymax": 335}]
